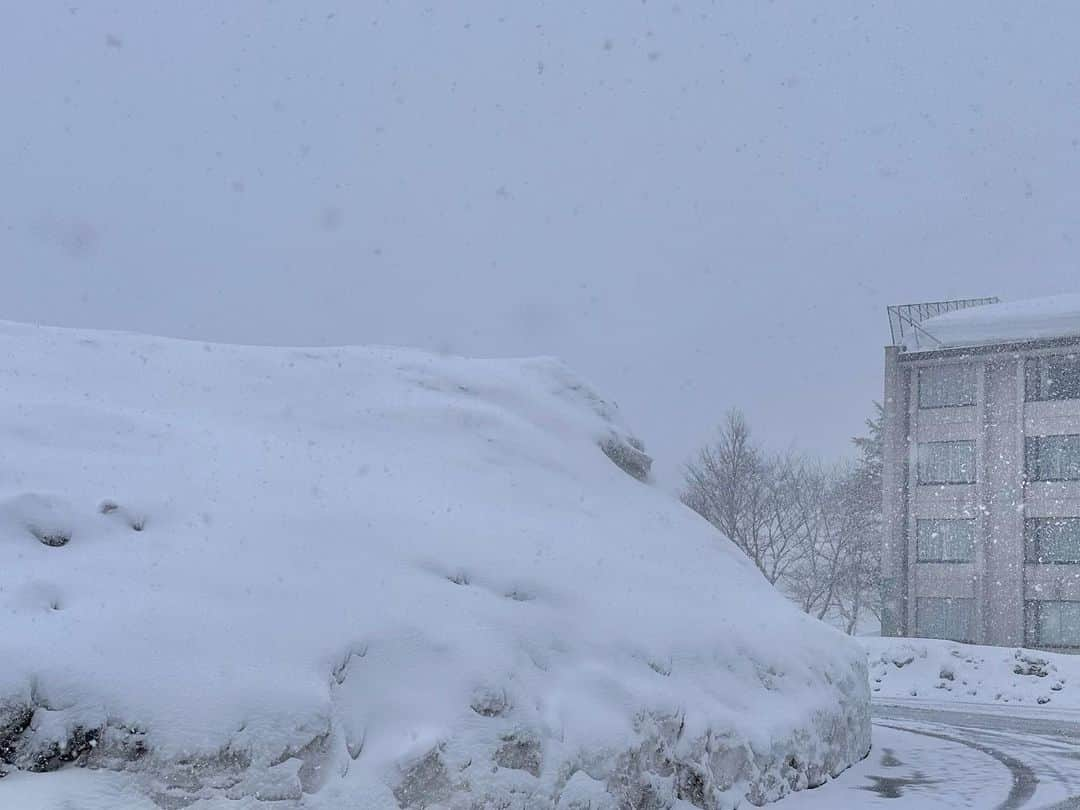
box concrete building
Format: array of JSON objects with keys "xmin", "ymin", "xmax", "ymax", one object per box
[{"xmin": 882, "ymin": 295, "xmax": 1080, "ymax": 649}]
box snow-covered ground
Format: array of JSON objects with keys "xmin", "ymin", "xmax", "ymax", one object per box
[
  {"xmin": 864, "ymin": 637, "xmax": 1080, "ymax": 710},
  {"xmin": 780, "ymin": 637, "xmax": 1080, "ymax": 808},
  {"xmin": 0, "ymin": 321, "xmax": 869, "ymax": 808},
  {"xmin": 785, "ymin": 701, "xmax": 1080, "ymax": 809},
  {"xmin": 782, "ymin": 720, "xmax": 1015, "ymax": 809}
]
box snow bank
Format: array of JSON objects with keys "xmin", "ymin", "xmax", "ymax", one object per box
[
  {"xmin": 866, "ymin": 637, "xmax": 1080, "ymax": 709},
  {"xmin": 917, "ymin": 294, "xmax": 1080, "ymax": 349},
  {"xmin": 0, "ymin": 321, "xmax": 869, "ymax": 808}
]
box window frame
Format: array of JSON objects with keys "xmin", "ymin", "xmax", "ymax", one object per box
[
  {"xmin": 1025, "ymin": 434, "xmax": 1080, "ymax": 483},
  {"xmin": 917, "ymin": 440, "xmax": 977, "ymax": 485},
  {"xmin": 916, "ymin": 596, "xmax": 975, "ymax": 643},
  {"xmin": 918, "ymin": 364, "xmax": 977, "ymax": 410},
  {"xmin": 1024, "ymin": 517, "xmax": 1080, "ymax": 564},
  {"xmin": 916, "ymin": 518, "xmax": 976, "ymax": 563},
  {"xmin": 1025, "ymin": 353, "xmax": 1080, "ymax": 402},
  {"xmin": 1025, "ymin": 600, "xmax": 1080, "ymax": 648}
]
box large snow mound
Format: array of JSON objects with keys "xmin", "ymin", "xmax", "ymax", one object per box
[
  {"xmin": 918, "ymin": 294, "xmax": 1080, "ymax": 349},
  {"xmin": 0, "ymin": 322, "xmax": 869, "ymax": 808}
]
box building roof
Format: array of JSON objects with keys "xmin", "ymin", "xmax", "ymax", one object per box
[{"xmin": 915, "ymin": 294, "xmax": 1080, "ymax": 350}]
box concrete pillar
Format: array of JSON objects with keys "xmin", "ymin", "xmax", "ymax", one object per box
[
  {"xmin": 881, "ymin": 345, "xmax": 910, "ymax": 636},
  {"xmin": 981, "ymin": 357, "xmax": 1026, "ymax": 645}
]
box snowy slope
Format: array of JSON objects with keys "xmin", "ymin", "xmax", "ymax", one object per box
[
  {"xmin": 0, "ymin": 322, "xmax": 869, "ymax": 809},
  {"xmin": 918, "ymin": 294, "xmax": 1080, "ymax": 349}
]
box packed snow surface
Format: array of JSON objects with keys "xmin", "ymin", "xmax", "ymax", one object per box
[
  {"xmin": 0, "ymin": 322, "xmax": 868, "ymax": 808},
  {"xmin": 866, "ymin": 637, "xmax": 1080, "ymax": 709},
  {"xmin": 917, "ymin": 294, "xmax": 1080, "ymax": 349}
]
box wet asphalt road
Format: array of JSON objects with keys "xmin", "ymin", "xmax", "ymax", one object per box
[{"xmin": 873, "ymin": 703, "xmax": 1080, "ymax": 809}]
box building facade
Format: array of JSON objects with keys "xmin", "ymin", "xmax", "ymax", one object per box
[{"xmin": 882, "ymin": 298, "xmax": 1080, "ymax": 649}]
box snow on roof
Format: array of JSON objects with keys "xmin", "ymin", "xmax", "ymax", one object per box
[{"xmin": 917, "ymin": 293, "xmax": 1080, "ymax": 350}]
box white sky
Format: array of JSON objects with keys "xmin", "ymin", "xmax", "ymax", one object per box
[{"xmin": 3, "ymin": 2, "xmax": 1079, "ymax": 487}]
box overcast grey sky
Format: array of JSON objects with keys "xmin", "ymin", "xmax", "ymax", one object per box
[{"xmin": 3, "ymin": 2, "xmax": 1079, "ymax": 487}]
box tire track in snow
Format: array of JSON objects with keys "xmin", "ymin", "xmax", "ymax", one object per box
[{"xmin": 875, "ymin": 722, "xmax": 1037, "ymax": 810}]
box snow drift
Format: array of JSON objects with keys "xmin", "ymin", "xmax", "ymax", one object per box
[{"xmin": 0, "ymin": 322, "xmax": 869, "ymax": 808}]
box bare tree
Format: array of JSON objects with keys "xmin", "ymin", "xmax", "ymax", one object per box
[
  {"xmin": 683, "ymin": 405, "xmax": 884, "ymax": 635},
  {"xmin": 772, "ymin": 457, "xmax": 840, "ymax": 619},
  {"xmin": 681, "ymin": 410, "xmax": 757, "ymax": 542},
  {"xmin": 834, "ymin": 404, "xmax": 884, "ymax": 633},
  {"xmin": 682, "ymin": 411, "xmax": 804, "ymax": 586}
]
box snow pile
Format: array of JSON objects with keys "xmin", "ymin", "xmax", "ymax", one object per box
[
  {"xmin": 917, "ymin": 294, "xmax": 1080, "ymax": 349},
  {"xmin": 0, "ymin": 321, "xmax": 869, "ymax": 808},
  {"xmin": 866, "ymin": 637, "xmax": 1080, "ymax": 709}
]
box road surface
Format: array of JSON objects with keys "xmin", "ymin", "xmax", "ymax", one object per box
[{"xmin": 785, "ymin": 701, "xmax": 1080, "ymax": 809}]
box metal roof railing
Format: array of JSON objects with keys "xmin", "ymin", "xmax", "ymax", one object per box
[{"xmin": 887, "ymin": 297, "xmax": 999, "ymax": 349}]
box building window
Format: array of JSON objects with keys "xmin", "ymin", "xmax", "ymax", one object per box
[
  {"xmin": 1025, "ymin": 354, "xmax": 1080, "ymax": 402},
  {"xmin": 1025, "ymin": 435, "xmax": 1080, "ymax": 482},
  {"xmin": 918, "ymin": 441, "xmax": 976, "ymax": 484},
  {"xmin": 919, "ymin": 364, "xmax": 977, "ymax": 408},
  {"xmin": 917, "ymin": 519, "xmax": 976, "ymax": 562},
  {"xmin": 1024, "ymin": 518, "xmax": 1080, "ymax": 563},
  {"xmin": 917, "ymin": 597, "xmax": 974, "ymax": 642},
  {"xmin": 1025, "ymin": 601, "xmax": 1080, "ymax": 648}
]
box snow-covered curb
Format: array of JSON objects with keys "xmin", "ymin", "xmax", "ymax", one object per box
[{"xmin": 0, "ymin": 321, "xmax": 869, "ymax": 807}]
